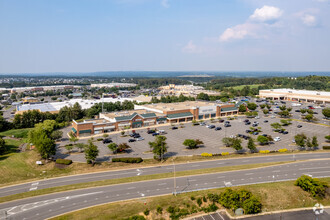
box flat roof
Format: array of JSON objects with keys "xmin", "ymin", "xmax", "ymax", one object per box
[
  {"xmin": 260, "ymin": 89, "xmax": 330, "ymax": 96},
  {"xmin": 103, "ymin": 109, "xmax": 165, "ymax": 119},
  {"xmin": 17, "ymin": 97, "xmax": 135, "ymax": 113},
  {"xmin": 141, "ymin": 101, "xmax": 218, "ymax": 112}
]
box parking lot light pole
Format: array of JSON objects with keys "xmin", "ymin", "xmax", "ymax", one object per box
[{"xmin": 172, "ymin": 158, "xmax": 176, "ymax": 196}]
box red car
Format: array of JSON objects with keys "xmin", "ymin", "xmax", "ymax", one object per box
[{"xmin": 308, "ymin": 106, "xmax": 315, "ymax": 109}]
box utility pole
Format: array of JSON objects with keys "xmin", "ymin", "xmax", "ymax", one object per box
[{"xmin": 173, "ymin": 158, "xmax": 176, "ymax": 196}]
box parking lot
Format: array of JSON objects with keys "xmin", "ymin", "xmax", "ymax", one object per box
[{"xmin": 58, "ymin": 100, "xmax": 329, "ymax": 162}]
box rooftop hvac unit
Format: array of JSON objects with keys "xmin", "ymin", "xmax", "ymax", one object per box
[
  {"xmin": 170, "ymin": 108, "xmax": 174, "ymax": 110},
  {"xmin": 316, "ymin": 92, "xmax": 320, "ymax": 95}
]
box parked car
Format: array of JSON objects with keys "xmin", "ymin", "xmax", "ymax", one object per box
[
  {"xmin": 215, "ymin": 127, "xmax": 222, "ymax": 131},
  {"xmin": 244, "ymin": 119, "xmax": 249, "ymax": 122},
  {"xmin": 237, "ymin": 134, "xmax": 243, "ymax": 137},
  {"xmin": 224, "ymin": 124, "xmax": 231, "ymax": 127},
  {"xmin": 278, "ymin": 130, "xmax": 284, "ymax": 133},
  {"xmin": 152, "ymin": 132, "xmax": 160, "ymax": 136},
  {"xmin": 253, "ymin": 132, "xmax": 259, "ymax": 135},
  {"xmin": 270, "ymin": 115, "xmax": 275, "ymax": 118},
  {"xmin": 274, "ymin": 137, "xmax": 281, "ymax": 142},
  {"xmin": 209, "ymin": 125, "xmax": 215, "ymax": 129},
  {"xmin": 264, "ymin": 120, "xmax": 268, "ymax": 123},
  {"xmin": 103, "ymin": 138, "xmax": 112, "ymax": 144},
  {"xmin": 262, "ymin": 134, "xmax": 267, "ymax": 137},
  {"xmin": 246, "ymin": 130, "xmax": 251, "ymax": 133},
  {"xmin": 219, "ymin": 119, "xmax": 225, "ymax": 123},
  {"xmin": 147, "ymin": 130, "xmax": 155, "ymax": 134},
  {"xmin": 128, "ymin": 139, "xmax": 136, "ymax": 142},
  {"xmin": 245, "ymin": 121, "xmax": 251, "ymax": 125},
  {"xmin": 200, "ymin": 122, "xmax": 206, "ymax": 126},
  {"xmin": 171, "ymin": 126, "xmax": 178, "ymax": 130},
  {"xmin": 255, "ymin": 116, "xmax": 260, "ymax": 119},
  {"xmin": 313, "ymin": 112, "xmax": 318, "ymax": 114},
  {"xmin": 136, "ymin": 137, "xmax": 144, "ymax": 141},
  {"xmin": 295, "ymin": 110, "xmax": 301, "ymax": 112},
  {"xmin": 225, "ymin": 121, "xmax": 230, "ymax": 124},
  {"xmin": 283, "ymin": 131, "xmax": 289, "ymax": 134},
  {"xmin": 308, "ymin": 106, "xmax": 315, "ymax": 109},
  {"xmin": 297, "ymin": 125, "xmax": 302, "ymax": 128}
]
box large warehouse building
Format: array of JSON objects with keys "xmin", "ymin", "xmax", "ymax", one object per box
[
  {"xmin": 259, "ymin": 89, "xmax": 330, "ymax": 104},
  {"xmin": 16, "ymin": 97, "xmax": 135, "ymax": 114},
  {"xmin": 72, "ymin": 101, "xmax": 238, "ymax": 137}
]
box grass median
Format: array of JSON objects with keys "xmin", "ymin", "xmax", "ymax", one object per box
[
  {"xmin": 0, "ymin": 161, "xmax": 292, "ymax": 204},
  {"xmin": 50, "ymin": 177, "xmax": 330, "ymax": 220}
]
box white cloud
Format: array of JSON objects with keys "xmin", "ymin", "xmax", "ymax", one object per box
[
  {"xmin": 161, "ymin": 0, "xmax": 169, "ymax": 8},
  {"xmin": 301, "ymin": 14, "xmax": 317, "ymax": 26},
  {"xmin": 182, "ymin": 40, "xmax": 197, "ymax": 53},
  {"xmin": 249, "ymin": 5, "xmax": 283, "ymax": 22},
  {"xmin": 220, "ymin": 23, "xmax": 251, "ymax": 42}
]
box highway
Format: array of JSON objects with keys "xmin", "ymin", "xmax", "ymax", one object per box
[
  {"xmin": 0, "ymin": 159, "xmax": 329, "ymax": 220},
  {"xmin": 1, "ymin": 152, "xmax": 329, "ymax": 197}
]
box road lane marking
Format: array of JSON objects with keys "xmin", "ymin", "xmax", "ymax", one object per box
[
  {"xmin": 29, "ymin": 187, "xmax": 38, "ymax": 191},
  {"xmin": 245, "ymin": 173, "xmax": 254, "ymax": 175},
  {"xmin": 299, "ymin": 167, "xmax": 329, "ymax": 170},
  {"xmin": 128, "ymin": 187, "xmax": 136, "ymax": 189}
]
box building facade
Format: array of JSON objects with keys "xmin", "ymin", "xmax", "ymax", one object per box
[
  {"xmin": 72, "ymin": 101, "xmax": 238, "ymax": 137},
  {"xmin": 259, "ymin": 89, "xmax": 330, "ymax": 104}
]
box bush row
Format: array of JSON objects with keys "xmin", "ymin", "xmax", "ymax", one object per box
[
  {"xmin": 112, "ymin": 157, "xmax": 143, "ymax": 163},
  {"xmin": 323, "ymin": 146, "xmax": 330, "ymax": 150},
  {"xmin": 55, "ymin": 159, "xmax": 72, "ymax": 165},
  {"xmin": 260, "ymin": 150, "xmax": 270, "ymax": 154},
  {"xmin": 278, "ymin": 148, "xmax": 288, "ymax": 152}
]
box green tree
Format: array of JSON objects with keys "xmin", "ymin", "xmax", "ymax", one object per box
[
  {"xmin": 307, "ymin": 109, "xmax": 314, "ymax": 114},
  {"xmin": 76, "ymin": 143, "xmax": 86, "ymax": 152},
  {"xmin": 257, "ymin": 135, "xmax": 269, "ymax": 145},
  {"xmin": 107, "ymin": 143, "xmax": 118, "ymax": 153},
  {"xmin": 65, "ymin": 144, "xmax": 74, "ymax": 153},
  {"xmin": 295, "ymin": 133, "xmax": 307, "ymax": 148},
  {"xmin": 306, "ymin": 138, "xmax": 312, "ymax": 149},
  {"xmin": 196, "ymin": 92, "xmax": 210, "ymax": 101},
  {"xmin": 222, "ymin": 137, "xmax": 234, "ymax": 147},
  {"xmin": 183, "ymin": 139, "xmax": 197, "ymax": 149},
  {"xmin": 242, "ymin": 196, "xmax": 262, "ymax": 214},
  {"xmin": 0, "ymin": 137, "xmax": 7, "ymax": 155},
  {"xmin": 300, "ymin": 109, "xmax": 307, "ymax": 114},
  {"xmin": 279, "ymin": 105, "xmax": 286, "ymax": 111},
  {"xmin": 149, "ymin": 135, "xmax": 167, "ymax": 161},
  {"xmin": 312, "ymin": 136, "xmax": 318, "ymax": 149},
  {"xmin": 304, "ymin": 114, "xmax": 315, "ymax": 122},
  {"xmin": 50, "ymin": 130, "xmax": 63, "ymax": 140},
  {"xmin": 247, "ymin": 138, "xmax": 257, "ymax": 153},
  {"xmin": 259, "ymin": 104, "xmax": 266, "ymax": 109},
  {"xmin": 37, "ymin": 134, "xmax": 56, "ymax": 160},
  {"xmin": 69, "ymin": 133, "xmax": 79, "ymax": 145},
  {"xmin": 232, "ymin": 138, "xmax": 242, "ymax": 152},
  {"xmin": 271, "ymin": 122, "xmax": 282, "ymax": 130},
  {"xmin": 238, "ymin": 104, "xmax": 247, "ymax": 112},
  {"xmin": 247, "ymin": 103, "xmax": 257, "ymax": 111},
  {"xmin": 325, "ymin": 135, "xmax": 330, "ymax": 143},
  {"xmin": 85, "ymin": 141, "xmax": 99, "ymax": 165},
  {"xmin": 263, "ymin": 109, "xmax": 269, "ymax": 114},
  {"xmin": 322, "ymin": 107, "xmax": 330, "ymax": 118},
  {"xmin": 117, "ymin": 143, "xmax": 131, "ymax": 152},
  {"xmin": 280, "ymin": 119, "xmax": 292, "ymax": 126}
]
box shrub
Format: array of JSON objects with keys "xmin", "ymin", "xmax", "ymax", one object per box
[
  {"xmin": 143, "ymin": 209, "xmax": 150, "ymax": 216},
  {"xmin": 156, "ymin": 206, "xmax": 163, "ymax": 214},
  {"xmin": 203, "ymin": 196, "xmax": 207, "ymax": 202},
  {"xmin": 260, "ymin": 150, "xmax": 270, "ymax": 154},
  {"xmin": 124, "ymin": 216, "xmax": 146, "ymax": 220},
  {"xmin": 323, "ymin": 146, "xmax": 330, "ymax": 150},
  {"xmin": 55, "ymin": 159, "xmax": 72, "ymax": 165},
  {"xmin": 112, "ymin": 157, "xmax": 143, "ymax": 163},
  {"xmin": 202, "ymin": 204, "xmax": 218, "ymax": 213},
  {"xmin": 167, "ymin": 206, "xmax": 175, "ymax": 214},
  {"xmin": 221, "ymin": 152, "xmax": 230, "ymax": 156},
  {"xmin": 190, "ymin": 196, "xmax": 195, "ymax": 201},
  {"xmin": 278, "ymin": 148, "xmax": 288, "ymax": 153},
  {"xmin": 197, "ymin": 197, "xmax": 202, "ymax": 206},
  {"xmin": 295, "ymin": 175, "xmax": 328, "ymax": 198},
  {"xmin": 97, "ymin": 138, "xmax": 103, "ymax": 141},
  {"xmin": 201, "ymin": 152, "xmax": 212, "ymax": 157},
  {"xmin": 86, "ymin": 159, "xmax": 92, "ymax": 164}
]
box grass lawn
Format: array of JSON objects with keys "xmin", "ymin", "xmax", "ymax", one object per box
[
  {"xmin": 0, "ymin": 128, "xmax": 32, "ymax": 139},
  {"xmin": 0, "ymin": 161, "xmax": 291, "ymax": 203},
  {"xmin": 51, "ymin": 177, "xmax": 330, "ymax": 220},
  {"xmin": 227, "ymin": 84, "xmax": 264, "ymax": 90}
]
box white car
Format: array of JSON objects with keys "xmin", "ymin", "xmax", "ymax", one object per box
[
  {"xmin": 270, "ymin": 115, "xmax": 275, "ymax": 118},
  {"xmin": 274, "ymin": 137, "xmax": 281, "ymax": 142},
  {"xmin": 136, "ymin": 137, "xmax": 144, "ymax": 141}
]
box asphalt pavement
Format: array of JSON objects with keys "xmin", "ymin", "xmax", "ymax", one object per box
[
  {"xmin": 0, "ymin": 159, "xmax": 329, "ymax": 220},
  {"xmin": 1, "ymin": 152, "xmax": 330, "ymax": 197}
]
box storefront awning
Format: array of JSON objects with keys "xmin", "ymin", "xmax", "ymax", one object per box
[
  {"xmin": 104, "ymin": 126, "xmax": 115, "ymax": 129},
  {"xmin": 94, "ymin": 127, "xmax": 103, "ymax": 131},
  {"xmin": 167, "ymin": 112, "xmax": 193, "ymax": 119},
  {"xmin": 71, "ymin": 127, "xmax": 77, "ymax": 133}
]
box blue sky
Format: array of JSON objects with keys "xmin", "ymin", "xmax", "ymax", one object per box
[{"xmin": 0, "ymin": 0, "xmax": 330, "ymax": 73}]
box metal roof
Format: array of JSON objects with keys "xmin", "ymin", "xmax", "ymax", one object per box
[
  {"xmin": 221, "ymin": 107, "xmax": 238, "ymax": 112},
  {"xmin": 167, "ymin": 112, "xmax": 193, "ymax": 119}
]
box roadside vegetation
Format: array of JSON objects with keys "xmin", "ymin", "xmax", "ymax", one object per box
[{"xmin": 50, "ymin": 177, "xmax": 330, "ymax": 220}]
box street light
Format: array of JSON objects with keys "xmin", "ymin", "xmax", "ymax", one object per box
[{"xmin": 172, "ymin": 158, "xmax": 176, "ymax": 196}]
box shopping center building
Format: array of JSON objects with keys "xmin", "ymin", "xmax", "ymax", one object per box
[
  {"xmin": 72, "ymin": 101, "xmax": 238, "ymax": 137},
  {"xmin": 259, "ymin": 89, "xmax": 330, "ymax": 104}
]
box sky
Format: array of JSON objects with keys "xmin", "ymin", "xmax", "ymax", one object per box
[{"xmin": 0, "ymin": 0, "xmax": 330, "ymax": 73}]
